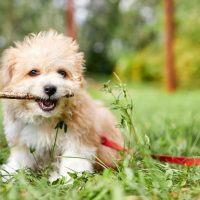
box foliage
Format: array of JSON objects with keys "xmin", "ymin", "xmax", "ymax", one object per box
[
  {"xmin": 79, "ymin": 0, "xmax": 161, "ymax": 74},
  {"xmin": 114, "ymin": 45, "xmax": 163, "ymax": 83},
  {"xmin": 102, "ymin": 77, "xmax": 140, "ymax": 147},
  {"xmin": 50, "ymin": 121, "xmax": 67, "ymax": 159},
  {"xmin": 175, "ymin": 38, "xmax": 200, "ymax": 88},
  {"xmin": 113, "ymin": 0, "xmax": 200, "ymax": 87},
  {"xmin": 114, "ymin": 37, "xmax": 200, "ymax": 88},
  {"xmin": 0, "ymin": 0, "xmax": 65, "ymax": 52},
  {"xmin": 78, "ymin": 0, "xmax": 121, "ymax": 74}
]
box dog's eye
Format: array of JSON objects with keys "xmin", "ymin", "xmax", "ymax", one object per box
[
  {"xmin": 28, "ymin": 69, "xmax": 40, "ymax": 77},
  {"xmin": 57, "ymin": 70, "xmax": 67, "ymax": 78}
]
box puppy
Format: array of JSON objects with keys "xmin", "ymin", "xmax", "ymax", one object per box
[{"xmin": 0, "ymin": 30, "xmax": 123, "ymax": 182}]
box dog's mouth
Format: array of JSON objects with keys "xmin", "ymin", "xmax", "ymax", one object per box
[{"xmin": 36, "ymin": 99, "xmax": 57, "ymax": 112}]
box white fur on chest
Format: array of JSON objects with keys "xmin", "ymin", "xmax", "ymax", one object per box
[
  {"xmin": 20, "ymin": 124, "xmax": 55, "ymax": 151},
  {"xmin": 5, "ymin": 117, "xmax": 67, "ymax": 152}
]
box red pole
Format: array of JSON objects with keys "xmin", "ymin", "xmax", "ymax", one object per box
[
  {"xmin": 164, "ymin": 0, "xmax": 176, "ymax": 91},
  {"xmin": 66, "ymin": 0, "xmax": 76, "ymax": 39}
]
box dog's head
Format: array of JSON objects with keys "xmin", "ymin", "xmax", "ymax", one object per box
[{"xmin": 0, "ymin": 30, "xmax": 84, "ymax": 119}]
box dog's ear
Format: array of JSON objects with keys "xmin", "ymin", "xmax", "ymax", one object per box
[{"xmin": 0, "ymin": 48, "xmax": 17, "ymax": 90}]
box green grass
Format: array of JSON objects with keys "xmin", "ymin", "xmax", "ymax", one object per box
[{"xmin": 1, "ymin": 82, "xmax": 200, "ymax": 200}]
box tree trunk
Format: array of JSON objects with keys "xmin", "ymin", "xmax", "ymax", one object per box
[
  {"xmin": 66, "ymin": 0, "xmax": 76, "ymax": 39},
  {"xmin": 164, "ymin": 0, "xmax": 176, "ymax": 91}
]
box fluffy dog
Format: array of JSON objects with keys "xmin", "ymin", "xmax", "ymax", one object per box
[{"xmin": 0, "ymin": 30, "xmax": 123, "ymax": 182}]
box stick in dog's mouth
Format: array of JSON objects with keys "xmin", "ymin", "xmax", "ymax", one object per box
[
  {"xmin": 0, "ymin": 91, "xmax": 74, "ymax": 100},
  {"xmin": 0, "ymin": 91, "xmax": 74, "ymax": 112}
]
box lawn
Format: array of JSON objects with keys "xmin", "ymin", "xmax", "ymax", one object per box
[{"xmin": 1, "ymin": 81, "xmax": 200, "ymax": 200}]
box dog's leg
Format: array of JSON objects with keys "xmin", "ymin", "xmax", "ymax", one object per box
[
  {"xmin": 1, "ymin": 145, "xmax": 36, "ymax": 180},
  {"xmin": 49, "ymin": 145, "xmax": 96, "ymax": 183}
]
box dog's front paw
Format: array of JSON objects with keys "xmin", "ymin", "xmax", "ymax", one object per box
[
  {"xmin": 0, "ymin": 164, "xmax": 16, "ymax": 182},
  {"xmin": 48, "ymin": 171, "xmax": 73, "ymax": 184},
  {"xmin": 48, "ymin": 171, "xmax": 61, "ymax": 183}
]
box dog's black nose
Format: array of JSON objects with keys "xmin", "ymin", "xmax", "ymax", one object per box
[{"xmin": 44, "ymin": 85, "xmax": 57, "ymax": 96}]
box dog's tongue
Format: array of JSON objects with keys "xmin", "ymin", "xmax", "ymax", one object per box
[{"xmin": 43, "ymin": 99, "xmax": 53, "ymax": 107}]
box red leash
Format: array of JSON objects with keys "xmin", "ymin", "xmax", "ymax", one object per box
[{"xmin": 101, "ymin": 136, "xmax": 200, "ymax": 166}]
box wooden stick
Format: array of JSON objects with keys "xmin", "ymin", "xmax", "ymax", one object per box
[{"xmin": 0, "ymin": 91, "xmax": 74, "ymax": 100}]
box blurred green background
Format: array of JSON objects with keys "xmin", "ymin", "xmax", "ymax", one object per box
[{"xmin": 0, "ymin": 0, "xmax": 200, "ymax": 88}]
